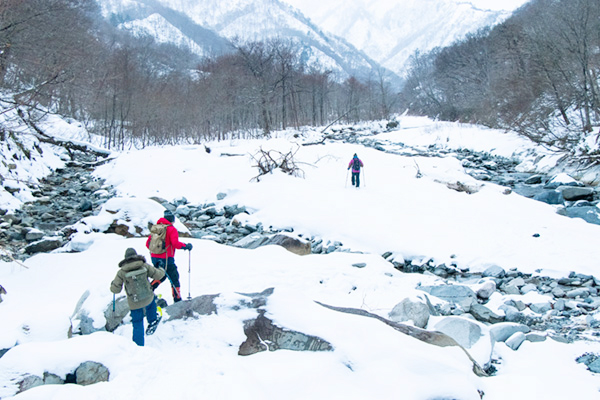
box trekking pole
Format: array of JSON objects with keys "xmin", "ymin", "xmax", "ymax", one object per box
[
  {"xmin": 187, "ymin": 250, "xmax": 192, "ymax": 300},
  {"xmin": 345, "ymin": 169, "xmax": 349, "ymax": 188},
  {"xmin": 112, "ymin": 294, "xmax": 115, "ymax": 314},
  {"xmin": 362, "ymin": 167, "xmax": 366, "ymax": 188}
]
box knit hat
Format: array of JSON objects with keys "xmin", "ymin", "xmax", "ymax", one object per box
[
  {"xmin": 124, "ymin": 248, "xmax": 137, "ymax": 259},
  {"xmin": 164, "ymin": 209, "xmax": 175, "ymax": 222}
]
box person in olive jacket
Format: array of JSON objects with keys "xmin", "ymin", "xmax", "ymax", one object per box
[{"xmin": 110, "ymin": 248, "xmax": 165, "ymax": 346}]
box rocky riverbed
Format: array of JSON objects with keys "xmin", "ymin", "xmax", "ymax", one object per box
[{"xmin": 1, "ymin": 138, "xmax": 599, "ymax": 376}]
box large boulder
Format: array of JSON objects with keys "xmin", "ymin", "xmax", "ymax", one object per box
[
  {"xmin": 433, "ymin": 316, "xmax": 483, "ymax": 349},
  {"xmin": 164, "ymin": 294, "xmax": 219, "ymax": 321},
  {"xmin": 418, "ymin": 285, "xmax": 477, "ymax": 304},
  {"xmin": 75, "ymin": 361, "xmax": 109, "ymax": 386},
  {"xmin": 239, "ymin": 311, "xmax": 333, "ymax": 355},
  {"xmin": 388, "ymin": 296, "xmax": 430, "ymax": 328},
  {"xmin": 470, "ymin": 304, "xmax": 504, "ymax": 324},
  {"xmin": 559, "ymin": 186, "xmax": 594, "ymax": 201},
  {"xmin": 489, "ymin": 322, "xmax": 530, "ymax": 343}
]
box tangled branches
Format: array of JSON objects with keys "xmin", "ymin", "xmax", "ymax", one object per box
[{"xmin": 250, "ymin": 146, "xmax": 304, "ymax": 182}]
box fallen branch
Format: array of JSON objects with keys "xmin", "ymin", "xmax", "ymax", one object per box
[{"xmin": 315, "ymin": 301, "xmax": 488, "ymax": 377}]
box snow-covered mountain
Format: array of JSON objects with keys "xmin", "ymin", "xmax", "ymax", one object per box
[
  {"xmin": 98, "ymin": 0, "xmax": 529, "ymax": 79},
  {"xmin": 98, "ymin": 0, "xmax": 388, "ymax": 82},
  {"xmin": 282, "ymin": 0, "xmax": 531, "ymax": 74}
]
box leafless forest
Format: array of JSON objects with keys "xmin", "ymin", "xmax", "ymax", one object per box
[
  {"xmin": 400, "ymin": 0, "xmax": 600, "ymax": 155},
  {"xmin": 1, "ymin": 0, "xmax": 599, "ymax": 156}
]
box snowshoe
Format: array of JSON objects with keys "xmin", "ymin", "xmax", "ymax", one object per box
[{"xmin": 146, "ymin": 315, "xmax": 162, "ymax": 335}]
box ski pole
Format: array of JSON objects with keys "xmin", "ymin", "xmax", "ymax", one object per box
[{"xmin": 187, "ymin": 250, "xmax": 192, "ymax": 300}]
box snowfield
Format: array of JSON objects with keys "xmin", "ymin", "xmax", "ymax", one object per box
[{"xmin": 1, "ymin": 115, "xmax": 599, "ymax": 399}]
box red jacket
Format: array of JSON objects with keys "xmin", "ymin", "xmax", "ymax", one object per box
[{"xmin": 145, "ymin": 217, "xmax": 186, "ymax": 258}]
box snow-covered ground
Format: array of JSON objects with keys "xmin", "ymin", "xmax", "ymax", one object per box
[{"xmin": 1, "ymin": 115, "xmax": 599, "ymax": 399}]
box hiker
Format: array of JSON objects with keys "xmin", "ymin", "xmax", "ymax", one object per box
[
  {"xmin": 110, "ymin": 248, "xmax": 165, "ymax": 346},
  {"xmin": 347, "ymin": 153, "xmax": 364, "ymax": 187},
  {"xmin": 146, "ymin": 209, "xmax": 193, "ymax": 303}
]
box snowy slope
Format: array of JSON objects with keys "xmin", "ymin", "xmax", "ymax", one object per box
[
  {"xmin": 98, "ymin": 0, "xmax": 385, "ymax": 81},
  {"xmin": 282, "ymin": 0, "xmax": 531, "ymax": 74}
]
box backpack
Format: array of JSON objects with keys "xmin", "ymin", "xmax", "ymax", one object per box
[
  {"xmin": 124, "ymin": 268, "xmax": 152, "ymax": 303},
  {"xmin": 352, "ymin": 158, "xmax": 361, "ymax": 170},
  {"xmin": 148, "ymin": 223, "xmax": 168, "ymax": 255}
]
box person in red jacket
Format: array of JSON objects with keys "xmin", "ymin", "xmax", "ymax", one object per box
[{"xmin": 146, "ymin": 209, "xmax": 192, "ymax": 303}]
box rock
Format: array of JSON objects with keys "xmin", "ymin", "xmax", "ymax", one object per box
[
  {"xmin": 524, "ymin": 175, "xmax": 543, "ymax": 184},
  {"xmin": 505, "ymin": 332, "xmax": 526, "ymax": 350},
  {"xmin": 239, "ymin": 311, "xmax": 332, "ymax": 355},
  {"xmin": 388, "ymin": 297, "xmax": 430, "ymax": 328},
  {"xmin": 566, "ymin": 288, "xmax": 590, "ymax": 299},
  {"xmin": 24, "ymin": 228, "xmax": 44, "ymax": 242},
  {"xmin": 529, "ymin": 302, "xmax": 552, "ymax": 314},
  {"xmin": 164, "ymin": 294, "xmax": 219, "ymax": 321},
  {"xmin": 525, "ymin": 333, "xmax": 547, "ymax": 342},
  {"xmin": 489, "ymin": 322, "xmax": 530, "ymax": 342},
  {"xmin": 24, "ymin": 237, "xmax": 63, "ymax": 254},
  {"xmin": 352, "ymin": 262, "xmax": 367, "ymax": 268},
  {"xmin": 433, "ymin": 316, "xmax": 483, "ymax": 349},
  {"xmin": 418, "ymin": 285, "xmax": 477, "ymax": 304},
  {"xmin": 78, "ymin": 199, "xmax": 93, "ymax": 212},
  {"xmin": 104, "ymin": 296, "xmax": 130, "ymax": 332},
  {"xmin": 476, "ymin": 281, "xmax": 497, "ymax": 300},
  {"xmin": 18, "ymin": 374, "xmax": 43, "ymax": 393},
  {"xmin": 0, "ymin": 284, "xmax": 6, "ymax": 303},
  {"xmin": 520, "ymin": 283, "xmax": 537, "ymax": 294},
  {"xmin": 43, "ymin": 372, "xmax": 64, "ymax": 384},
  {"xmin": 470, "ymin": 304, "xmax": 504, "ymax": 324},
  {"xmin": 559, "ymin": 187, "xmax": 594, "ymax": 201},
  {"xmin": 482, "ymin": 265, "xmax": 505, "ymax": 279},
  {"xmin": 75, "ymin": 361, "xmax": 109, "ymax": 385},
  {"xmin": 533, "ymin": 190, "xmax": 564, "ymax": 205},
  {"xmin": 563, "ymin": 206, "xmax": 600, "ymax": 225}
]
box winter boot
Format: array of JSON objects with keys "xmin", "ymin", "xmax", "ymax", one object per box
[
  {"xmin": 145, "ymin": 315, "xmax": 162, "ymax": 335},
  {"xmin": 172, "ymin": 286, "xmax": 182, "ymax": 303}
]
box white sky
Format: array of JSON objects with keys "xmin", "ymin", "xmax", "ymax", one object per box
[{"xmin": 0, "ymin": 115, "xmax": 599, "ymax": 399}]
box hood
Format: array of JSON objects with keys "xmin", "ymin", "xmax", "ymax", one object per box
[
  {"xmin": 118, "ymin": 255, "xmax": 147, "ymax": 270},
  {"xmin": 156, "ymin": 217, "xmax": 173, "ymax": 225}
]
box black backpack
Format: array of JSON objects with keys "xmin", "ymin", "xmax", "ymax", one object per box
[{"xmin": 352, "ymin": 158, "xmax": 361, "ymax": 170}]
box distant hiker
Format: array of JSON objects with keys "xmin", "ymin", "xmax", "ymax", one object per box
[
  {"xmin": 146, "ymin": 209, "xmax": 193, "ymax": 303},
  {"xmin": 347, "ymin": 153, "xmax": 364, "ymax": 188},
  {"xmin": 110, "ymin": 248, "xmax": 165, "ymax": 346}
]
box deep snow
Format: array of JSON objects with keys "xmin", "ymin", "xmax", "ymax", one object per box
[{"xmin": 0, "ymin": 115, "xmax": 599, "ymax": 399}]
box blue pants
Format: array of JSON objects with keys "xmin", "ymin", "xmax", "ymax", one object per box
[
  {"xmin": 151, "ymin": 257, "xmax": 181, "ymax": 288},
  {"xmin": 351, "ymin": 171, "xmax": 360, "ymax": 187},
  {"xmin": 131, "ymin": 296, "xmax": 157, "ymax": 346}
]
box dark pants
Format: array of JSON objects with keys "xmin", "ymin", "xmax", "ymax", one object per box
[
  {"xmin": 351, "ymin": 171, "xmax": 360, "ymax": 187},
  {"xmin": 151, "ymin": 256, "xmax": 181, "ymax": 290},
  {"xmin": 131, "ymin": 297, "xmax": 157, "ymax": 346}
]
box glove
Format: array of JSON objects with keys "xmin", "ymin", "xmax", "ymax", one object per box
[
  {"xmin": 184, "ymin": 243, "xmax": 193, "ymax": 251},
  {"xmin": 151, "ymin": 280, "xmax": 161, "ymax": 290}
]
